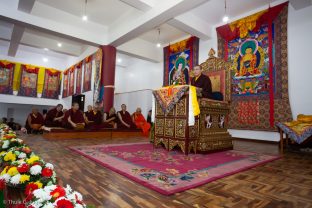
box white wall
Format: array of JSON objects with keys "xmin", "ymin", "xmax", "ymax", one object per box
[
  {"xmin": 0, "ymin": 103, "xmax": 53, "ymax": 125},
  {"xmin": 197, "ymin": 4, "xmax": 312, "ymax": 141},
  {"xmin": 114, "ymin": 58, "xmax": 162, "ymax": 116}
]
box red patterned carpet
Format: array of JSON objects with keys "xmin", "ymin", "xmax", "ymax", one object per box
[{"xmin": 69, "ymin": 142, "xmax": 280, "ymax": 195}]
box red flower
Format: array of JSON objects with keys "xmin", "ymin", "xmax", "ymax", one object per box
[
  {"xmin": 22, "ymin": 147, "xmax": 32, "ymax": 154},
  {"xmin": 56, "ymin": 199, "xmax": 74, "ymax": 208},
  {"xmin": 50, "ymin": 186, "xmax": 66, "ymax": 199},
  {"xmin": 17, "ymin": 163, "xmax": 29, "ymax": 173},
  {"xmin": 0, "ymin": 179, "xmax": 5, "ymax": 190},
  {"xmin": 42, "ymin": 168, "xmax": 53, "ymax": 177},
  {"xmin": 25, "ymin": 183, "xmax": 39, "ymax": 196}
]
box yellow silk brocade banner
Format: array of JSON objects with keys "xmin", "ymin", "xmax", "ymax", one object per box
[{"xmin": 1, "ymin": 60, "xmax": 62, "ymax": 94}]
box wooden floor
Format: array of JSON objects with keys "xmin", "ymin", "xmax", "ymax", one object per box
[{"xmin": 19, "ymin": 135, "xmax": 312, "ymax": 208}]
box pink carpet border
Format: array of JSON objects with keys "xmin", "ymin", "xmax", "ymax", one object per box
[{"xmin": 68, "ymin": 142, "xmax": 281, "ymax": 195}]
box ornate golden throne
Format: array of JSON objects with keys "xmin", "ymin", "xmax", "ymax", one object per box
[{"xmin": 196, "ymin": 48, "xmax": 233, "ymax": 152}]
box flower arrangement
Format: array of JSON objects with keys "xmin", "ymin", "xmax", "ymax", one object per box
[
  {"xmin": 0, "ymin": 145, "xmax": 32, "ymax": 165},
  {"xmin": 0, "ymin": 124, "xmax": 88, "ymax": 208},
  {"xmin": 0, "ymin": 131, "xmax": 24, "ymax": 151},
  {"xmin": 0, "ymin": 155, "xmax": 57, "ymax": 189},
  {"xmin": 26, "ymin": 185, "xmax": 86, "ymax": 208}
]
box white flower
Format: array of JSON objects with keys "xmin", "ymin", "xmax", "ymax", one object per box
[
  {"xmin": 30, "ymin": 165, "xmax": 42, "ymax": 175},
  {"xmin": 18, "ymin": 152, "xmax": 26, "ymax": 159},
  {"xmin": 17, "ymin": 138, "xmax": 23, "ymax": 143},
  {"xmin": 45, "ymin": 163, "xmax": 54, "ymax": 170},
  {"xmin": 75, "ymin": 204, "xmax": 84, "ymax": 208},
  {"xmin": 2, "ymin": 140, "xmax": 9, "ymax": 149},
  {"xmin": 65, "ymin": 184, "xmax": 72, "ymax": 194},
  {"xmin": 42, "ymin": 202, "xmax": 54, "ymax": 208},
  {"xmin": 0, "ymin": 174, "xmax": 11, "ymax": 182},
  {"xmin": 10, "ymin": 174, "xmax": 21, "ymax": 185},
  {"xmin": 44, "ymin": 185, "xmax": 57, "ymax": 192},
  {"xmin": 73, "ymin": 191, "xmax": 83, "ymax": 201},
  {"xmin": 30, "ymin": 201, "xmax": 43, "ymax": 208},
  {"xmin": 33, "ymin": 189, "xmax": 52, "ymax": 203}
]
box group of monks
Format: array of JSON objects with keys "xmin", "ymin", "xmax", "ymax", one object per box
[
  {"xmin": 25, "ymin": 64, "xmax": 212, "ymax": 135},
  {"xmin": 25, "ymin": 103, "xmax": 151, "ymax": 136}
]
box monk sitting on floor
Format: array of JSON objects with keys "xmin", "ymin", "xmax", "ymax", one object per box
[
  {"xmin": 117, "ymin": 104, "xmax": 136, "ymax": 129},
  {"xmin": 44, "ymin": 104, "xmax": 64, "ymax": 127},
  {"xmin": 132, "ymin": 107, "xmax": 151, "ymax": 136},
  {"xmin": 63, "ymin": 102, "xmax": 85, "ymax": 129},
  {"xmin": 84, "ymin": 105, "xmax": 93, "ymax": 124},
  {"xmin": 103, "ymin": 107, "xmax": 117, "ymax": 129},
  {"xmin": 84, "ymin": 104, "xmax": 106, "ymax": 129},
  {"xmin": 25, "ymin": 107, "xmax": 44, "ymax": 134}
]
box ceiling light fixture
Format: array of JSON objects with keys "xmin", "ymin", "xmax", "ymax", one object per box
[
  {"xmin": 117, "ymin": 58, "xmax": 122, "ymax": 63},
  {"xmin": 82, "ymin": 0, "xmax": 88, "ymax": 21},
  {"xmin": 222, "ymin": 0, "xmax": 229, "ymax": 23},
  {"xmin": 156, "ymin": 28, "xmax": 161, "ymax": 48},
  {"xmin": 43, "ymin": 58, "xmax": 48, "ymax": 62},
  {"xmin": 57, "ymin": 43, "xmax": 62, "ymax": 47},
  {"xmin": 44, "ymin": 48, "xmax": 49, "ymax": 51}
]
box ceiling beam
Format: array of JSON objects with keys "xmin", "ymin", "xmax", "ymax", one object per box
[
  {"xmin": 117, "ymin": 38, "xmax": 162, "ymax": 63},
  {"xmin": 119, "ymin": 0, "xmax": 154, "ymax": 11},
  {"xmin": 18, "ymin": 0, "xmax": 36, "ymax": 13},
  {"xmin": 108, "ymin": 0, "xmax": 210, "ymax": 47},
  {"xmin": 167, "ymin": 12, "xmax": 211, "ymax": 40},
  {"xmin": 289, "ymin": 0, "xmax": 312, "ymax": 10},
  {"xmin": 8, "ymin": 24, "xmax": 25, "ymax": 57},
  {"xmin": 7, "ymin": 0, "xmax": 37, "ymax": 57}
]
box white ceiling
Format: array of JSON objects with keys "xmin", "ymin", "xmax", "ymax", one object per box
[
  {"xmin": 140, "ymin": 23, "xmax": 189, "ymax": 45},
  {"xmin": 35, "ymin": 0, "xmax": 138, "ymax": 26},
  {"xmin": 192, "ymin": 0, "xmax": 279, "ymax": 25}
]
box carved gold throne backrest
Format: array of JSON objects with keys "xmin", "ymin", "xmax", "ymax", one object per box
[{"xmin": 200, "ymin": 48, "xmax": 231, "ymax": 103}]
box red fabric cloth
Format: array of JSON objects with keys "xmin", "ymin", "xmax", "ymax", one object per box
[
  {"xmin": 44, "ymin": 108, "xmax": 64, "ymax": 127},
  {"xmin": 133, "ymin": 113, "xmax": 151, "ymax": 136},
  {"xmin": 216, "ymin": 2, "xmax": 288, "ymax": 42},
  {"xmin": 117, "ymin": 111, "xmax": 136, "ymax": 129}
]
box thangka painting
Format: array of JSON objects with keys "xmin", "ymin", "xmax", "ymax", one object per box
[
  {"xmin": 42, "ymin": 69, "xmax": 61, "ymax": 99},
  {"xmin": 18, "ymin": 65, "xmax": 39, "ymax": 97},
  {"xmin": 83, "ymin": 56, "xmax": 92, "ymax": 92},
  {"xmin": 68, "ymin": 67, "xmax": 75, "ymax": 96},
  {"xmin": 0, "ymin": 61, "xmax": 15, "ymax": 94},
  {"xmin": 93, "ymin": 49, "xmax": 102, "ymax": 105},
  {"xmin": 75, "ymin": 62, "xmax": 83, "ymax": 94},
  {"xmin": 163, "ymin": 36, "xmax": 199, "ymax": 86},
  {"xmin": 62, "ymin": 70, "xmax": 69, "ymax": 98},
  {"xmin": 216, "ymin": 2, "xmax": 292, "ymax": 130}
]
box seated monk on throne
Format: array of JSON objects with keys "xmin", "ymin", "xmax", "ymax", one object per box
[
  {"xmin": 44, "ymin": 104, "xmax": 64, "ymax": 127},
  {"xmin": 63, "ymin": 102, "xmax": 85, "ymax": 129},
  {"xmin": 191, "ymin": 65, "xmax": 213, "ymax": 99}
]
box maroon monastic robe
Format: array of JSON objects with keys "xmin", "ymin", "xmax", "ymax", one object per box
[
  {"xmin": 63, "ymin": 109, "xmax": 85, "ymax": 129},
  {"xmin": 85, "ymin": 111, "xmax": 110, "ymax": 129},
  {"xmin": 84, "ymin": 110, "xmax": 94, "ymax": 122},
  {"xmin": 117, "ymin": 111, "xmax": 136, "ymax": 129},
  {"xmin": 44, "ymin": 108, "xmax": 64, "ymax": 127},
  {"xmin": 191, "ymin": 74, "xmax": 213, "ymax": 99},
  {"xmin": 25, "ymin": 113, "xmax": 44, "ymax": 132}
]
